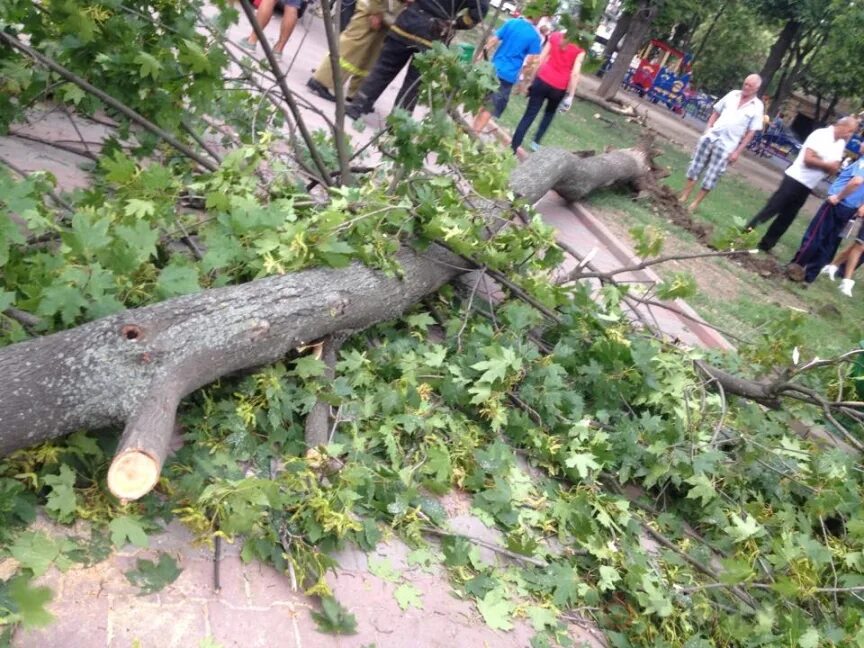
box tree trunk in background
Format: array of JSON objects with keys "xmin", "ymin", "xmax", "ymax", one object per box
[
  {"xmin": 759, "ymin": 19, "xmax": 800, "ymax": 99},
  {"xmin": 601, "ymin": 10, "xmax": 632, "ymax": 61},
  {"xmin": 597, "ymin": 0, "xmax": 662, "ymax": 100}
]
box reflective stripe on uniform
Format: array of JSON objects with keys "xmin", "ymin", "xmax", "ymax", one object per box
[
  {"xmin": 389, "ymin": 24, "xmax": 433, "ymax": 47},
  {"xmin": 340, "ymin": 57, "xmax": 368, "ymax": 77}
]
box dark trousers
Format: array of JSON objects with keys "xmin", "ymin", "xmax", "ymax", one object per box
[
  {"xmin": 350, "ymin": 34, "xmax": 425, "ymax": 115},
  {"xmin": 746, "ymin": 174, "xmax": 812, "ymax": 251},
  {"xmin": 792, "ymin": 201, "xmax": 856, "ymax": 282},
  {"xmin": 511, "ymin": 78, "xmax": 566, "ymax": 151},
  {"xmin": 339, "ymin": 0, "xmax": 356, "ymax": 31}
]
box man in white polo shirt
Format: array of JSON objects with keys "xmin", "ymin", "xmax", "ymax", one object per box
[
  {"xmin": 679, "ymin": 74, "xmax": 764, "ymax": 213},
  {"xmin": 746, "ymin": 116, "xmax": 859, "ymax": 251}
]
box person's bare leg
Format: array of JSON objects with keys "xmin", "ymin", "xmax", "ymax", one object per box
[
  {"xmin": 273, "ymin": 7, "xmax": 299, "ymax": 55},
  {"xmin": 842, "ymin": 242, "xmax": 864, "ymax": 279},
  {"xmin": 679, "ymin": 178, "xmax": 696, "ymax": 203},
  {"xmin": 473, "ymin": 109, "xmax": 493, "ymax": 133},
  {"xmin": 246, "ymin": 0, "xmax": 277, "ymax": 45},
  {"xmin": 688, "ymin": 188, "xmax": 710, "ymax": 213},
  {"xmin": 831, "ymin": 244, "xmax": 852, "ymax": 270}
]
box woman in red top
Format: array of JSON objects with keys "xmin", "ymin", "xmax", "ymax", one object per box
[{"xmin": 511, "ymin": 31, "xmax": 585, "ymax": 152}]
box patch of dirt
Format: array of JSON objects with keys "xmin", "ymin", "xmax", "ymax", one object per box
[{"xmin": 590, "ymin": 200, "xmax": 808, "ymax": 312}]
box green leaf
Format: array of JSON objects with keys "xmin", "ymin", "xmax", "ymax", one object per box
[
  {"xmin": 564, "ymin": 451, "xmax": 600, "ymax": 479},
  {"xmin": 155, "ymin": 263, "xmax": 200, "ymax": 298},
  {"xmin": 476, "ymin": 588, "xmax": 514, "ymax": 631},
  {"xmin": 115, "ymin": 221, "xmax": 159, "ymax": 263},
  {"xmin": 101, "ymin": 151, "xmax": 138, "ymax": 184},
  {"xmin": 179, "ymin": 39, "xmax": 212, "ymax": 73},
  {"xmin": 526, "ymin": 605, "xmax": 558, "ymax": 631},
  {"xmin": 405, "ymin": 312, "xmax": 435, "ymax": 331},
  {"xmin": 9, "ymin": 532, "xmax": 61, "ymax": 577},
  {"xmin": 7, "ymin": 575, "xmax": 54, "ymax": 627},
  {"xmin": 292, "ymin": 355, "xmax": 327, "ymax": 379},
  {"xmin": 368, "ymin": 557, "xmax": 399, "ymax": 583},
  {"xmin": 124, "ymin": 198, "xmax": 157, "ymax": 219},
  {"xmin": 134, "ymin": 52, "xmax": 163, "ymax": 80},
  {"xmin": 685, "ymin": 473, "xmax": 717, "ymax": 506},
  {"xmin": 598, "ymin": 565, "xmax": 621, "ymax": 592},
  {"xmin": 43, "ymin": 464, "xmax": 78, "ymax": 523},
  {"xmin": 109, "ymin": 515, "xmax": 150, "ymax": 548},
  {"xmin": 61, "ymin": 83, "xmax": 86, "ymax": 106},
  {"xmin": 311, "ymin": 596, "xmax": 357, "ymax": 635},
  {"xmin": 393, "ymin": 583, "xmax": 423, "ymax": 610},
  {"xmin": 725, "ymin": 513, "xmax": 765, "ymax": 544},
  {"xmin": 69, "ymin": 212, "xmax": 111, "ymax": 257},
  {"xmin": 124, "ymin": 553, "xmax": 182, "ymax": 595},
  {"xmin": 798, "ymin": 627, "xmax": 820, "ymax": 648}
]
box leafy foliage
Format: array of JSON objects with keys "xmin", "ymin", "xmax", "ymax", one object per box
[
  {"xmin": 124, "ymin": 553, "xmax": 182, "ymax": 595},
  {"xmin": 1, "ymin": 2, "xmax": 864, "ymax": 647}
]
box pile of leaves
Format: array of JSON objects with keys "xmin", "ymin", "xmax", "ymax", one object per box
[{"xmin": 2, "ymin": 1, "xmax": 864, "ymax": 647}]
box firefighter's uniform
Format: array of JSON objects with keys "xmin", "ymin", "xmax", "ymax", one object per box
[
  {"xmin": 345, "ymin": 0, "xmax": 489, "ymax": 118},
  {"xmin": 312, "ymin": 0, "xmax": 403, "ymax": 98}
]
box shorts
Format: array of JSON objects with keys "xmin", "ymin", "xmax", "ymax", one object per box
[
  {"xmin": 486, "ymin": 78, "xmax": 514, "ymax": 118},
  {"xmin": 276, "ymin": 0, "xmax": 304, "ymax": 11}
]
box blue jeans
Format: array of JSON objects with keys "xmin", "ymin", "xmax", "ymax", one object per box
[
  {"xmin": 488, "ymin": 78, "xmax": 514, "ymax": 118},
  {"xmin": 511, "ymin": 78, "xmax": 566, "ymax": 151}
]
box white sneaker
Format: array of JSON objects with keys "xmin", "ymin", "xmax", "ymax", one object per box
[
  {"xmin": 820, "ymin": 264, "xmax": 839, "ymax": 281},
  {"xmin": 840, "ymin": 278, "xmax": 855, "ymax": 297}
]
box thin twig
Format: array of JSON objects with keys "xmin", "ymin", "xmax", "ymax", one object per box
[
  {"xmin": 0, "ymin": 31, "xmax": 219, "ymax": 172},
  {"xmin": 421, "ymin": 526, "xmax": 548, "ymax": 567}
]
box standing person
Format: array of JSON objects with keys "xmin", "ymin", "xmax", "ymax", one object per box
[
  {"xmin": 678, "ymin": 74, "xmax": 764, "ymax": 213},
  {"xmin": 344, "ymin": 0, "xmax": 489, "ymax": 120},
  {"xmin": 787, "ymin": 157, "xmax": 864, "ymax": 283},
  {"xmin": 472, "ymin": 5, "xmax": 544, "ymax": 134},
  {"xmin": 241, "ymin": 0, "xmax": 302, "ymax": 58},
  {"xmin": 746, "ymin": 117, "xmax": 858, "ymax": 252},
  {"xmin": 307, "ymin": 0, "xmax": 403, "ymax": 101},
  {"xmin": 509, "ymin": 29, "xmax": 585, "ymax": 153},
  {"xmin": 821, "ymin": 227, "xmax": 864, "ymax": 297}
]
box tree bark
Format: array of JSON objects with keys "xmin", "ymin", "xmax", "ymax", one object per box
[
  {"xmin": 759, "ymin": 19, "xmax": 800, "ymax": 100},
  {"xmin": 597, "ymin": 0, "xmax": 662, "ymax": 101},
  {"xmin": 601, "ymin": 10, "xmax": 632, "ymax": 61},
  {"xmin": 0, "ymin": 145, "xmax": 654, "ymax": 498}
]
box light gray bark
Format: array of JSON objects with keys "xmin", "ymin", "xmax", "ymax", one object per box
[{"xmin": 0, "ymin": 146, "xmax": 654, "ymax": 495}]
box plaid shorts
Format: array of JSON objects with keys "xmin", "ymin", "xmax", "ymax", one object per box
[{"xmin": 686, "ymin": 136, "xmax": 730, "ymax": 191}]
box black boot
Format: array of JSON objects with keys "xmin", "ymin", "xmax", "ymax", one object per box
[
  {"xmin": 306, "ymin": 78, "xmax": 336, "ymax": 102},
  {"xmin": 345, "ymin": 94, "xmax": 371, "ymax": 120}
]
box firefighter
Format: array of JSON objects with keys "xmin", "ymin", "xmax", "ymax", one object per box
[
  {"xmin": 345, "ymin": 0, "xmax": 489, "ymax": 120},
  {"xmin": 307, "ymin": 0, "xmax": 404, "ymax": 101}
]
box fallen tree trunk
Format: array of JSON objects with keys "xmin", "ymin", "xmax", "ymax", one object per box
[{"xmin": 0, "ymin": 144, "xmax": 655, "ymax": 499}]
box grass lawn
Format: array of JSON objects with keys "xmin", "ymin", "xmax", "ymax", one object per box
[{"xmin": 494, "ymin": 93, "xmax": 864, "ymax": 356}]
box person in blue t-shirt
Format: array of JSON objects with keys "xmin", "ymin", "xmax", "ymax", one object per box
[
  {"xmin": 472, "ymin": 8, "xmax": 544, "ymax": 134},
  {"xmin": 788, "ymin": 157, "xmax": 864, "ymax": 283}
]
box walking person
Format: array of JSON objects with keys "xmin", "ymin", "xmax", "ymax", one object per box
[
  {"xmin": 788, "ymin": 157, "xmax": 864, "ymax": 283},
  {"xmin": 678, "ymin": 74, "xmax": 764, "ymax": 213},
  {"xmin": 241, "ymin": 0, "xmax": 303, "ymax": 58},
  {"xmin": 821, "ymin": 227, "xmax": 864, "ymax": 297},
  {"xmin": 344, "ymin": 0, "xmax": 489, "ymax": 120},
  {"xmin": 307, "ymin": 0, "xmax": 403, "ymax": 102},
  {"xmin": 509, "ymin": 28, "xmax": 585, "ymax": 153},
  {"xmin": 472, "ymin": 4, "xmax": 544, "ymax": 134},
  {"xmin": 746, "ymin": 116, "xmax": 858, "ymax": 252}
]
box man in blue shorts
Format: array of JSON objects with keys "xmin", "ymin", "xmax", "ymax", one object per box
[{"xmin": 472, "ymin": 5, "xmax": 544, "ymax": 134}]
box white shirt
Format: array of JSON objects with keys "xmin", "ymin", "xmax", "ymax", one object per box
[
  {"xmin": 704, "ymin": 90, "xmax": 764, "ymax": 152},
  {"xmin": 785, "ymin": 126, "xmax": 846, "ymax": 189}
]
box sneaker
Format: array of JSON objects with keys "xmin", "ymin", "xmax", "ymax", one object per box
[
  {"xmin": 820, "ymin": 264, "xmax": 839, "ymax": 281},
  {"xmin": 306, "ymin": 78, "xmax": 336, "ymax": 102},
  {"xmin": 840, "ymin": 278, "xmax": 855, "ymax": 297},
  {"xmin": 529, "ymin": 141, "xmax": 540, "ymax": 152},
  {"xmin": 239, "ymin": 39, "xmax": 256, "ymax": 52}
]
